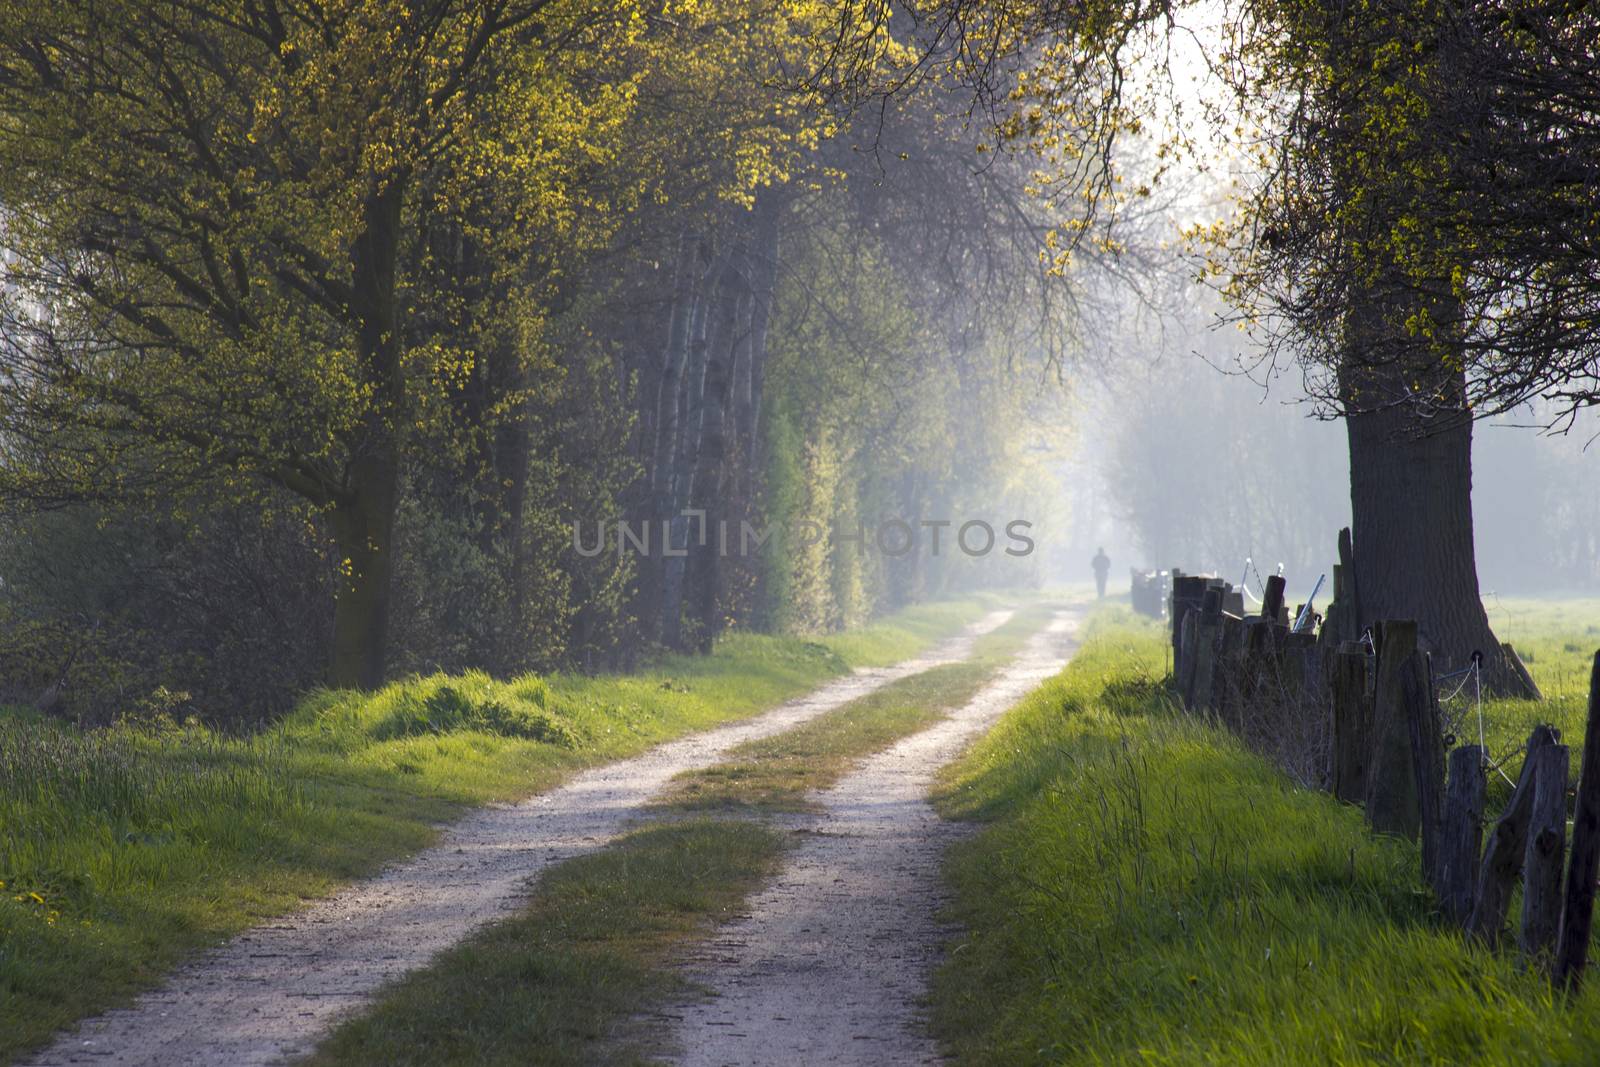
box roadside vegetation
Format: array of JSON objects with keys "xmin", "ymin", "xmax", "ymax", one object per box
[
  {"xmin": 933, "ymin": 603, "xmax": 1600, "ymax": 1066},
  {"xmin": 301, "ymin": 605, "xmax": 1058, "ymax": 1064},
  {"xmin": 0, "ymin": 596, "xmax": 993, "ymax": 1064}
]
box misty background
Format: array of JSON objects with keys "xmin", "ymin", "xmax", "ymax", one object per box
[{"xmin": 1053, "ymin": 285, "xmax": 1600, "ymax": 605}]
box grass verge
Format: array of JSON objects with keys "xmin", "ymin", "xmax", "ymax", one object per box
[
  {"xmin": 302, "ymin": 603, "xmax": 1062, "ymax": 1064},
  {"xmin": 0, "ymin": 595, "xmax": 997, "ymax": 1064},
  {"xmin": 932, "ymin": 604, "xmax": 1600, "ymax": 1066}
]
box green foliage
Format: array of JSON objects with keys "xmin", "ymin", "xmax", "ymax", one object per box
[
  {"xmin": 0, "ymin": 499, "xmax": 332, "ymax": 725},
  {"xmin": 933, "ymin": 605, "xmax": 1600, "ymax": 1066}
]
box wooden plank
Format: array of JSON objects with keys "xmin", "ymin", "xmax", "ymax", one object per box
[
  {"xmin": 1521, "ymin": 741, "xmax": 1569, "ymax": 962},
  {"xmin": 1366, "ymin": 621, "xmax": 1420, "ymax": 838},
  {"xmin": 1555, "ymin": 652, "xmax": 1600, "ymax": 989},
  {"xmin": 1438, "ymin": 745, "xmax": 1485, "ymax": 926},
  {"xmin": 1171, "ymin": 574, "xmax": 1207, "ymax": 674},
  {"xmin": 1468, "ymin": 724, "xmax": 1561, "ymax": 946}
]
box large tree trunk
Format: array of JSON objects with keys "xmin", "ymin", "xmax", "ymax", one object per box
[
  {"xmin": 328, "ymin": 469, "xmax": 398, "ymax": 689},
  {"xmin": 1341, "ymin": 292, "xmax": 1533, "ymax": 696},
  {"xmin": 330, "ymin": 181, "xmax": 405, "ymax": 689}
]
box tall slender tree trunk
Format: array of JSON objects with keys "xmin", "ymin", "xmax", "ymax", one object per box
[
  {"xmin": 330, "ymin": 180, "xmax": 406, "ymax": 689},
  {"xmin": 638, "ymin": 234, "xmax": 699, "ymax": 646},
  {"xmin": 688, "ymin": 253, "xmax": 748, "ymax": 651},
  {"xmin": 662, "ymin": 251, "xmax": 726, "ymax": 648}
]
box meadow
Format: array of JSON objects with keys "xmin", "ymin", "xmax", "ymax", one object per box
[{"xmin": 934, "ymin": 600, "xmax": 1600, "ymax": 1066}]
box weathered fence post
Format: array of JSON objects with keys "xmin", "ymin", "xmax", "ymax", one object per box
[
  {"xmin": 1366, "ymin": 621, "xmax": 1421, "ymax": 837},
  {"xmin": 1402, "ymin": 650, "xmax": 1445, "ymax": 887},
  {"xmin": 1261, "ymin": 574, "xmax": 1286, "ymax": 627},
  {"xmin": 1468, "ymin": 725, "xmax": 1560, "ymax": 946},
  {"xmin": 1171, "ymin": 574, "xmax": 1207, "ymax": 673},
  {"xmin": 1189, "ymin": 587, "xmax": 1224, "ymax": 712},
  {"xmin": 1555, "ymin": 652, "xmax": 1600, "ymax": 989},
  {"xmin": 1329, "ymin": 641, "xmax": 1372, "ymax": 804},
  {"xmin": 1177, "ymin": 609, "xmax": 1199, "ymax": 706},
  {"xmin": 1438, "ymin": 745, "xmax": 1485, "ymax": 926},
  {"xmin": 1213, "ymin": 612, "xmax": 1245, "ymax": 726},
  {"xmin": 1521, "ymin": 741, "xmax": 1570, "ymax": 962},
  {"xmin": 1337, "ymin": 526, "xmax": 1359, "ymax": 635}
]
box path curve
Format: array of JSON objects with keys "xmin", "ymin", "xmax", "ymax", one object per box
[
  {"xmin": 665, "ymin": 610, "xmax": 1079, "ymax": 1067},
  {"xmin": 23, "ymin": 611, "xmax": 1014, "ymax": 1067}
]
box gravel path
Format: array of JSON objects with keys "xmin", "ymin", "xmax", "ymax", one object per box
[
  {"xmin": 22, "ymin": 611, "xmax": 1014, "ymax": 1067},
  {"xmin": 663, "ymin": 610, "xmax": 1079, "ymax": 1067}
]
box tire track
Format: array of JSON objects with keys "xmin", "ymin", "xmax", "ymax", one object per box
[{"xmin": 664, "ymin": 611, "xmax": 1079, "ymax": 1067}]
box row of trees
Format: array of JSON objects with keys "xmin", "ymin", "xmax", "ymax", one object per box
[
  {"xmin": 4, "ymin": 0, "xmax": 1591, "ymax": 716},
  {"xmin": 0, "ymin": 1, "xmax": 1077, "ymax": 720}
]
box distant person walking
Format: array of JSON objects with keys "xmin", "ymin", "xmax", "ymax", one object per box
[{"xmin": 1092, "ymin": 547, "xmax": 1111, "ymax": 599}]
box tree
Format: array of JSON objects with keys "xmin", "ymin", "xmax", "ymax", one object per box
[
  {"xmin": 0, "ymin": 0, "xmax": 648, "ymax": 687},
  {"xmin": 1198, "ymin": 0, "xmax": 1579, "ymax": 689}
]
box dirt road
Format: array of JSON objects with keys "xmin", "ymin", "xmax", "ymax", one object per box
[
  {"xmin": 664, "ymin": 611, "xmax": 1079, "ymax": 1066},
  {"xmin": 23, "ymin": 611, "xmax": 1014, "ymax": 1067}
]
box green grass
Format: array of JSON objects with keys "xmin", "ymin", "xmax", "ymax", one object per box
[
  {"xmin": 932, "ymin": 603, "xmax": 1600, "ymax": 1066},
  {"xmin": 300, "ymin": 603, "xmax": 1063, "ymax": 1065},
  {"xmin": 1478, "ymin": 596, "xmax": 1600, "ymax": 773},
  {"xmin": 302, "ymin": 819, "xmax": 786, "ymax": 1067},
  {"xmin": 0, "ymin": 596, "xmax": 994, "ymax": 1065}
]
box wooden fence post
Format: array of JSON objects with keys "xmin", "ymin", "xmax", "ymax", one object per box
[
  {"xmin": 1468, "ymin": 725, "xmax": 1560, "ymax": 946},
  {"xmin": 1189, "ymin": 588, "xmax": 1224, "ymax": 712},
  {"xmin": 1171, "ymin": 574, "xmax": 1206, "ymax": 672},
  {"xmin": 1261, "ymin": 574, "xmax": 1286, "ymax": 626},
  {"xmin": 1330, "ymin": 642, "xmax": 1372, "ymax": 804},
  {"xmin": 1366, "ymin": 621, "xmax": 1420, "ymax": 838},
  {"xmin": 1403, "ymin": 650, "xmax": 1445, "ymax": 888},
  {"xmin": 1178, "ymin": 610, "xmax": 1199, "ymax": 707},
  {"xmin": 1521, "ymin": 741, "xmax": 1570, "ymax": 962},
  {"xmin": 1337, "ymin": 526, "xmax": 1359, "ymax": 635},
  {"xmin": 1438, "ymin": 745, "xmax": 1485, "ymax": 926},
  {"xmin": 1555, "ymin": 652, "xmax": 1600, "ymax": 990},
  {"xmin": 1213, "ymin": 613, "xmax": 1245, "ymax": 727}
]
